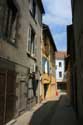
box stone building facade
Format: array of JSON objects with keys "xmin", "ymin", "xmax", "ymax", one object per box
[
  {"xmin": 67, "ymin": 25, "xmax": 77, "ymax": 110},
  {"xmin": 0, "ymin": 0, "xmax": 45, "ymax": 124},
  {"xmin": 69, "ymin": 0, "xmax": 83, "ymax": 120}
]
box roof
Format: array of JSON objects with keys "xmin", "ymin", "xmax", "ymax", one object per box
[
  {"xmin": 43, "ymin": 24, "xmax": 57, "ymax": 51},
  {"xmin": 55, "ymin": 51, "xmax": 67, "ymax": 59},
  {"xmin": 37, "ymin": 0, "xmax": 45, "ymax": 14}
]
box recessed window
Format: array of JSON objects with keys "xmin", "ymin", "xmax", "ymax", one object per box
[
  {"xmin": 59, "ymin": 62, "xmax": 62, "ymax": 67},
  {"xmin": 42, "ymin": 57, "xmax": 49, "ymax": 74},
  {"xmin": 59, "ymin": 72, "xmax": 62, "ymax": 78},
  {"xmin": 0, "ymin": 0, "xmax": 18, "ymax": 44},
  {"xmin": 27, "ymin": 26, "xmax": 35, "ymax": 55}
]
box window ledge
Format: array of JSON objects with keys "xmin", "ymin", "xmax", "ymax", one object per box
[
  {"xmin": 7, "ymin": 39, "xmax": 17, "ymax": 48},
  {"xmin": 26, "ymin": 50, "xmax": 30, "ymax": 55},
  {"xmin": 1, "ymin": 37, "xmax": 17, "ymax": 48},
  {"xmin": 26, "ymin": 51, "xmax": 37, "ymax": 61}
]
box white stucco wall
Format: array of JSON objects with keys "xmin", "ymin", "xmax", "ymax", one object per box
[{"xmin": 55, "ymin": 59, "xmax": 65, "ymax": 82}]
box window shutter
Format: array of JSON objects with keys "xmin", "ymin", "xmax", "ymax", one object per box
[
  {"xmin": 32, "ymin": 34, "xmax": 35, "ymax": 55},
  {"xmin": 27, "ymin": 26, "xmax": 31, "ymax": 53},
  {"xmin": 34, "ymin": 35, "xmax": 37, "ymax": 56},
  {"xmin": 29, "ymin": 0, "xmax": 33, "ymax": 13},
  {"xmin": 31, "ymin": 37, "xmax": 33, "ymax": 54},
  {"xmin": 0, "ymin": 1, "xmax": 7, "ymax": 37},
  {"xmin": 31, "ymin": 29, "xmax": 35, "ymax": 55}
]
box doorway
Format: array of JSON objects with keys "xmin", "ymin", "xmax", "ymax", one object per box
[
  {"xmin": 0, "ymin": 70, "xmax": 16, "ymax": 125},
  {"xmin": 44, "ymin": 84, "xmax": 49, "ymax": 99}
]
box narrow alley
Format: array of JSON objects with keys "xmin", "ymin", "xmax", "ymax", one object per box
[
  {"xmin": 29, "ymin": 95, "xmax": 78, "ymax": 125},
  {"xmin": 1, "ymin": 0, "xmax": 83, "ymax": 125}
]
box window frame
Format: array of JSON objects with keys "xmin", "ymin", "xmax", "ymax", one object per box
[
  {"xmin": 59, "ymin": 62, "xmax": 62, "ymax": 67},
  {"xmin": 59, "ymin": 71, "xmax": 62, "ymax": 78},
  {"xmin": 0, "ymin": 0, "xmax": 18, "ymax": 46},
  {"xmin": 27, "ymin": 25, "xmax": 36, "ymax": 57}
]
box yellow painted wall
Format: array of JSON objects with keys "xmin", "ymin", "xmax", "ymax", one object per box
[
  {"xmin": 41, "ymin": 29, "xmax": 57, "ymax": 100},
  {"xmin": 41, "ymin": 74, "xmax": 56, "ymax": 100}
]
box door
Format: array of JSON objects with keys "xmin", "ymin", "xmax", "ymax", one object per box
[
  {"xmin": 5, "ymin": 71, "xmax": 16, "ymax": 123},
  {"xmin": 0, "ymin": 72, "xmax": 6, "ymax": 125},
  {"xmin": 0, "ymin": 71, "xmax": 16, "ymax": 125}
]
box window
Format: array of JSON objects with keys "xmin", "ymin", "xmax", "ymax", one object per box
[
  {"xmin": 27, "ymin": 26, "xmax": 35, "ymax": 55},
  {"xmin": 0, "ymin": 0, "xmax": 17, "ymax": 44},
  {"xmin": 0, "ymin": 1, "xmax": 6, "ymax": 37},
  {"xmin": 42, "ymin": 57, "xmax": 49, "ymax": 74},
  {"xmin": 59, "ymin": 72, "xmax": 62, "ymax": 78},
  {"xmin": 37, "ymin": 8, "xmax": 42, "ymax": 25},
  {"xmin": 29, "ymin": 0, "xmax": 36, "ymax": 19},
  {"xmin": 59, "ymin": 62, "xmax": 62, "ymax": 67}
]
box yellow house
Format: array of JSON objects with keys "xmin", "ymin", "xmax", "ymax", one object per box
[{"xmin": 41, "ymin": 24, "xmax": 57, "ymax": 100}]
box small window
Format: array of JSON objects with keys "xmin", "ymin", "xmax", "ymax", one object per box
[
  {"xmin": 59, "ymin": 62, "xmax": 62, "ymax": 67},
  {"xmin": 59, "ymin": 72, "xmax": 62, "ymax": 78}
]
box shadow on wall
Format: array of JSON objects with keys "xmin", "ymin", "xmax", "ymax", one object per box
[
  {"xmin": 44, "ymin": 84, "xmax": 49, "ymax": 99},
  {"xmin": 29, "ymin": 96, "xmax": 64, "ymax": 125}
]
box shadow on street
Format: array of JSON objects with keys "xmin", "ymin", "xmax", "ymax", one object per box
[
  {"xmin": 29, "ymin": 96, "xmax": 62, "ymax": 125},
  {"xmin": 29, "ymin": 95, "xmax": 79, "ymax": 125}
]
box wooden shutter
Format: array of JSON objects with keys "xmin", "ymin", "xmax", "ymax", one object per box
[
  {"xmin": 29, "ymin": 0, "xmax": 33, "ymax": 13},
  {"xmin": 0, "ymin": 70, "xmax": 16, "ymax": 124},
  {"xmin": 0, "ymin": 1, "xmax": 7, "ymax": 37},
  {"xmin": 31, "ymin": 28, "xmax": 35, "ymax": 55},
  {"xmin": 34, "ymin": 35, "xmax": 37, "ymax": 56},
  {"xmin": 28, "ymin": 79, "xmax": 33, "ymax": 99},
  {"xmin": 0, "ymin": 72, "xmax": 6, "ymax": 125},
  {"xmin": 5, "ymin": 71, "xmax": 16, "ymax": 123},
  {"xmin": 27, "ymin": 26, "xmax": 31, "ymax": 53}
]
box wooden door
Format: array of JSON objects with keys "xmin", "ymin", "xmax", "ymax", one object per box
[
  {"xmin": 0, "ymin": 72, "xmax": 6, "ymax": 125},
  {"xmin": 5, "ymin": 71, "xmax": 16, "ymax": 123},
  {"xmin": 0, "ymin": 71, "xmax": 16, "ymax": 124},
  {"xmin": 19, "ymin": 81, "xmax": 27, "ymax": 112}
]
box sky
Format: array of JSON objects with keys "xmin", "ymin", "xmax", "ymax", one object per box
[{"xmin": 42, "ymin": 0, "xmax": 72, "ymax": 51}]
